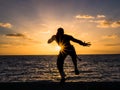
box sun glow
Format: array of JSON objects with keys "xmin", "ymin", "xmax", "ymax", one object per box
[{"xmin": 55, "ymin": 45, "xmax": 61, "ymax": 51}]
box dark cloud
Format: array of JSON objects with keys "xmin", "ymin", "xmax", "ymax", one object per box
[
  {"xmin": 97, "ymin": 20, "xmax": 120, "ymax": 28},
  {"xmin": 105, "ymin": 43, "xmax": 120, "ymax": 46},
  {"xmin": 102, "ymin": 34, "xmax": 118, "ymax": 39},
  {"xmin": 5, "ymin": 33, "xmax": 33, "ymax": 40},
  {"xmin": 5, "ymin": 33, "xmax": 41, "ymax": 43},
  {"xmin": 6, "ymin": 33, "xmax": 25, "ymax": 38},
  {"xmin": 112, "ymin": 21, "xmax": 120, "ymax": 28}
]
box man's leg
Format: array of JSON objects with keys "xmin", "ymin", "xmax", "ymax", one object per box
[
  {"xmin": 57, "ymin": 52, "xmax": 67, "ymax": 78},
  {"xmin": 69, "ymin": 48, "xmax": 79, "ymax": 75},
  {"xmin": 71, "ymin": 55, "xmax": 79, "ymax": 75}
]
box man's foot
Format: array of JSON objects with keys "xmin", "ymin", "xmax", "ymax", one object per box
[
  {"xmin": 60, "ymin": 77, "xmax": 66, "ymax": 85},
  {"xmin": 61, "ymin": 72, "xmax": 66, "ymax": 79},
  {"xmin": 75, "ymin": 69, "xmax": 79, "ymax": 75}
]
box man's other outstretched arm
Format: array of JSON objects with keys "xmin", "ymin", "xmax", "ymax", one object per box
[
  {"xmin": 71, "ymin": 36, "xmax": 91, "ymax": 46},
  {"xmin": 48, "ymin": 35, "xmax": 56, "ymax": 44}
]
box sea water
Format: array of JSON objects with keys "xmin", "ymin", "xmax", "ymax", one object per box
[{"xmin": 0, "ymin": 54, "xmax": 120, "ymax": 82}]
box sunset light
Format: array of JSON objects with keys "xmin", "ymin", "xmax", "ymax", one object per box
[
  {"xmin": 0, "ymin": 0, "xmax": 120, "ymax": 55},
  {"xmin": 55, "ymin": 45, "xmax": 61, "ymax": 51}
]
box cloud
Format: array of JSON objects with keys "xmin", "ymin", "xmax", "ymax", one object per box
[
  {"xmin": 97, "ymin": 20, "xmax": 120, "ymax": 28},
  {"xmin": 5, "ymin": 33, "xmax": 41, "ymax": 44},
  {"xmin": 75, "ymin": 14, "xmax": 106, "ymax": 19},
  {"xmin": 0, "ymin": 22, "xmax": 12, "ymax": 28},
  {"xmin": 89, "ymin": 19, "xmax": 111, "ymax": 28},
  {"xmin": 0, "ymin": 33, "xmax": 41, "ymax": 48},
  {"xmin": 75, "ymin": 15, "xmax": 95, "ymax": 19},
  {"xmin": 97, "ymin": 15, "xmax": 106, "ymax": 18},
  {"xmin": 105, "ymin": 43, "xmax": 120, "ymax": 46},
  {"xmin": 96, "ymin": 20, "xmax": 111, "ymax": 28},
  {"xmin": 90, "ymin": 19, "xmax": 120, "ymax": 28},
  {"xmin": 0, "ymin": 42, "xmax": 31, "ymax": 48},
  {"xmin": 6, "ymin": 33, "xmax": 26, "ymax": 38},
  {"xmin": 102, "ymin": 34, "xmax": 118, "ymax": 39},
  {"xmin": 111, "ymin": 21, "xmax": 120, "ymax": 28},
  {"xmin": 0, "ymin": 43, "xmax": 11, "ymax": 48},
  {"xmin": 5, "ymin": 33, "xmax": 32, "ymax": 40},
  {"xmin": 75, "ymin": 14, "xmax": 120, "ymax": 28}
]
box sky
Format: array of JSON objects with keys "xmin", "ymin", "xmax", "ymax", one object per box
[{"xmin": 0, "ymin": 0, "xmax": 120, "ymax": 55}]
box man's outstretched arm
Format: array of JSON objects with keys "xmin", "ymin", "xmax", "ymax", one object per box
[
  {"xmin": 71, "ymin": 37, "xmax": 91, "ymax": 47},
  {"xmin": 48, "ymin": 35, "xmax": 56, "ymax": 44}
]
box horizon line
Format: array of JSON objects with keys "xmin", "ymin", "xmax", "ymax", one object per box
[{"xmin": 0, "ymin": 53, "xmax": 120, "ymax": 56}]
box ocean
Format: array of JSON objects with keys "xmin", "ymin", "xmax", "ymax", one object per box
[{"xmin": 0, "ymin": 54, "xmax": 120, "ymax": 82}]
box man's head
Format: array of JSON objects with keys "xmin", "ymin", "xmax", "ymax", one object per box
[{"xmin": 57, "ymin": 27, "xmax": 64, "ymax": 35}]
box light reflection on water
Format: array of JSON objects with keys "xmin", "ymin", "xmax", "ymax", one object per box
[{"xmin": 0, "ymin": 54, "xmax": 120, "ymax": 82}]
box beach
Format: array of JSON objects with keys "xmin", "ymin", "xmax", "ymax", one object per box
[{"xmin": 0, "ymin": 81, "xmax": 120, "ymax": 90}]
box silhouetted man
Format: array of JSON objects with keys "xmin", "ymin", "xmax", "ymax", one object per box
[{"xmin": 48, "ymin": 27, "xmax": 91, "ymax": 80}]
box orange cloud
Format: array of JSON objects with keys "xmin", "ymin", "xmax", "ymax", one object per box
[
  {"xmin": 96, "ymin": 20, "xmax": 120, "ymax": 28},
  {"xmin": 75, "ymin": 14, "xmax": 120, "ymax": 28},
  {"xmin": 96, "ymin": 20, "xmax": 111, "ymax": 28},
  {"xmin": 75, "ymin": 15, "xmax": 95, "ymax": 19},
  {"xmin": 0, "ymin": 22, "xmax": 12, "ymax": 28},
  {"xmin": 75, "ymin": 14, "xmax": 106, "ymax": 19},
  {"xmin": 111, "ymin": 21, "xmax": 120, "ymax": 28},
  {"xmin": 102, "ymin": 34, "xmax": 118, "ymax": 39},
  {"xmin": 105, "ymin": 43, "xmax": 120, "ymax": 46}
]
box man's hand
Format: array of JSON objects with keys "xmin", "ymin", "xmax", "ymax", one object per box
[
  {"xmin": 83, "ymin": 42, "xmax": 91, "ymax": 47},
  {"xmin": 48, "ymin": 35, "xmax": 56, "ymax": 44}
]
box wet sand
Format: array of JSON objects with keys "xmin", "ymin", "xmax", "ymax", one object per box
[{"xmin": 0, "ymin": 81, "xmax": 120, "ymax": 90}]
